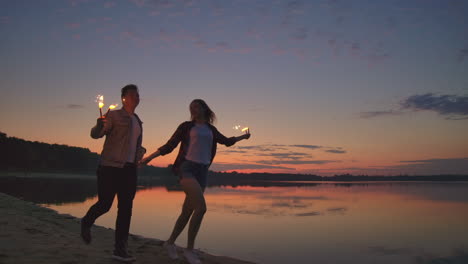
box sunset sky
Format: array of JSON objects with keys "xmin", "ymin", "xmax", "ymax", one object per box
[{"xmin": 1, "ymin": 0, "xmax": 467, "ymax": 175}]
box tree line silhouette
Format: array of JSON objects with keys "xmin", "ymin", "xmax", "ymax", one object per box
[
  {"xmin": 0, "ymin": 132, "xmax": 169, "ymax": 177},
  {"xmin": 1, "ymin": 132, "xmax": 467, "ymax": 183}
]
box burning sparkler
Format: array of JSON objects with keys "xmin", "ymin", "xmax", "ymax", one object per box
[
  {"xmin": 96, "ymin": 95, "xmax": 104, "ymax": 118},
  {"xmin": 105, "ymin": 104, "xmax": 118, "ymax": 117},
  {"xmin": 234, "ymin": 125, "xmax": 250, "ymax": 134}
]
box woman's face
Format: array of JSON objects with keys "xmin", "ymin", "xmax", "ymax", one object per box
[{"xmin": 190, "ymin": 101, "xmax": 203, "ymax": 120}]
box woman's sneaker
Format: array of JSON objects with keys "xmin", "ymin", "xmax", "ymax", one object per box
[
  {"xmin": 112, "ymin": 249, "xmax": 136, "ymax": 262},
  {"xmin": 163, "ymin": 241, "xmax": 179, "ymax": 260},
  {"xmin": 183, "ymin": 248, "xmax": 202, "ymax": 264}
]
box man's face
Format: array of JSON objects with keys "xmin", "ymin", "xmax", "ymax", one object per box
[{"xmin": 122, "ymin": 89, "xmax": 140, "ymax": 109}]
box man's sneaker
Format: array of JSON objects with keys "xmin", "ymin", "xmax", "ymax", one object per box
[
  {"xmin": 80, "ymin": 220, "xmax": 91, "ymax": 244},
  {"xmin": 112, "ymin": 250, "xmax": 136, "ymax": 263},
  {"xmin": 163, "ymin": 241, "xmax": 179, "ymax": 260},
  {"xmin": 183, "ymin": 248, "xmax": 202, "ymax": 264}
]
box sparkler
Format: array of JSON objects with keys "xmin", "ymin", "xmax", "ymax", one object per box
[
  {"xmin": 234, "ymin": 125, "xmax": 250, "ymax": 134},
  {"xmin": 105, "ymin": 104, "xmax": 118, "ymax": 117},
  {"xmin": 96, "ymin": 95, "xmax": 104, "ymax": 118}
]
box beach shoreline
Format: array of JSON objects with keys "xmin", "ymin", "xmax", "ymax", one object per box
[{"xmin": 0, "ymin": 192, "xmax": 255, "ymax": 264}]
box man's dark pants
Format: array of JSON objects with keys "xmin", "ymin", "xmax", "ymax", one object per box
[{"xmin": 82, "ymin": 163, "xmax": 137, "ymax": 250}]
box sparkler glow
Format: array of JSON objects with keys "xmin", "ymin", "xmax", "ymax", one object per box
[
  {"xmin": 96, "ymin": 95, "xmax": 104, "ymax": 117},
  {"xmin": 105, "ymin": 104, "xmax": 118, "ymax": 116},
  {"xmin": 234, "ymin": 125, "xmax": 250, "ymax": 134}
]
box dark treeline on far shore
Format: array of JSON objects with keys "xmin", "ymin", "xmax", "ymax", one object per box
[
  {"xmin": 1, "ymin": 132, "xmax": 467, "ymax": 184},
  {"xmin": 0, "ymin": 132, "xmax": 166, "ymax": 177}
]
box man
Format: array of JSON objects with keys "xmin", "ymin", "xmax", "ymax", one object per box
[{"xmin": 81, "ymin": 84, "xmax": 145, "ymax": 262}]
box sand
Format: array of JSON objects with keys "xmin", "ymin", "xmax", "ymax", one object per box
[{"xmin": 0, "ymin": 192, "xmax": 255, "ymax": 264}]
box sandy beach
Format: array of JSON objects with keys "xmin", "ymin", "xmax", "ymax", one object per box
[{"xmin": 0, "ymin": 192, "xmax": 255, "ymax": 264}]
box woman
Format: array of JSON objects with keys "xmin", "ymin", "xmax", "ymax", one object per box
[{"xmin": 140, "ymin": 99, "xmax": 251, "ymax": 264}]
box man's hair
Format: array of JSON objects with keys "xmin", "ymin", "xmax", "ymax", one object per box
[{"xmin": 121, "ymin": 84, "xmax": 138, "ymax": 98}]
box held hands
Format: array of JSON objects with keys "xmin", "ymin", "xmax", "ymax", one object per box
[
  {"xmin": 139, "ymin": 156, "xmax": 153, "ymax": 166},
  {"xmin": 139, "ymin": 151, "xmax": 160, "ymax": 167}
]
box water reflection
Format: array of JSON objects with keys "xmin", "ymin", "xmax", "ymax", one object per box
[
  {"xmin": 1, "ymin": 176, "xmax": 468, "ymax": 264},
  {"xmin": 0, "ymin": 176, "xmax": 97, "ymax": 204}
]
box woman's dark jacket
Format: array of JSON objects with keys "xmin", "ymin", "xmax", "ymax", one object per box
[{"xmin": 158, "ymin": 121, "xmax": 237, "ymax": 174}]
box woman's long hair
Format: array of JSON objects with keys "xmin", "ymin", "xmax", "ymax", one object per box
[{"xmin": 191, "ymin": 99, "xmax": 216, "ymax": 124}]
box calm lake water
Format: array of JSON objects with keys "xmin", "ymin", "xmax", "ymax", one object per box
[{"xmin": 2, "ymin": 177, "xmax": 468, "ymax": 264}]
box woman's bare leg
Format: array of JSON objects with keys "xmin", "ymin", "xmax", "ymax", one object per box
[
  {"xmin": 178, "ymin": 177, "xmax": 206, "ymax": 249},
  {"xmin": 167, "ymin": 195, "xmax": 193, "ymax": 244}
]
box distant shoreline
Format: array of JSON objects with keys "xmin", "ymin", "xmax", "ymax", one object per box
[{"xmin": 1, "ymin": 170, "xmax": 468, "ymax": 182}]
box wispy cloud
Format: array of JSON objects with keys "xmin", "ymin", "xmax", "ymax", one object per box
[
  {"xmin": 458, "ymin": 47, "xmax": 468, "ymax": 62},
  {"xmin": 104, "ymin": 1, "xmax": 116, "ymax": 8},
  {"xmin": 281, "ymin": 0, "xmax": 306, "ymax": 25},
  {"xmin": 327, "ymin": 207, "xmax": 347, "ymax": 213},
  {"xmin": 401, "ymin": 93, "xmax": 468, "ymax": 119},
  {"xmin": 66, "ymin": 104, "xmax": 84, "ymax": 109},
  {"xmin": 291, "ymin": 27, "xmax": 308, "ymax": 40},
  {"xmin": 257, "ymin": 159, "xmax": 340, "ymax": 165},
  {"xmin": 295, "ymin": 211, "xmax": 321, "ymax": 217},
  {"xmin": 359, "ymin": 110, "xmax": 404, "ymax": 119},
  {"xmin": 325, "ymin": 149, "xmax": 347, "ymax": 154},
  {"xmin": 0, "ymin": 16, "xmax": 10, "ymax": 24},
  {"xmin": 256, "ymin": 152, "xmax": 311, "ymax": 159},
  {"xmin": 65, "ymin": 23, "xmax": 80, "ymax": 29},
  {"xmin": 218, "ymin": 149, "xmax": 248, "ymax": 154},
  {"xmin": 289, "ymin": 144, "xmax": 322, "ymax": 150},
  {"xmin": 360, "ymin": 93, "xmax": 468, "ymax": 120},
  {"xmin": 210, "ymin": 162, "xmax": 295, "ymax": 171}
]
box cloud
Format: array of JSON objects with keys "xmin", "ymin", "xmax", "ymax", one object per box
[
  {"xmin": 289, "ymin": 144, "xmax": 322, "ymax": 150},
  {"xmin": 458, "ymin": 47, "xmax": 468, "ymax": 62},
  {"xmin": 68, "ymin": 0, "xmax": 91, "ymax": 7},
  {"xmin": 0, "ymin": 16, "xmax": 10, "ymax": 24},
  {"xmin": 260, "ymin": 195, "xmax": 329, "ymax": 201},
  {"xmin": 400, "ymin": 93, "xmax": 468, "ymax": 119},
  {"xmin": 361, "ymin": 93, "xmax": 468, "ymax": 120},
  {"xmin": 350, "ymin": 42, "xmax": 361, "ymax": 55},
  {"xmin": 218, "ymin": 144, "xmax": 347, "ymax": 169},
  {"xmin": 291, "ymin": 27, "xmax": 308, "ymax": 40},
  {"xmin": 327, "ymin": 207, "xmax": 347, "ymax": 213},
  {"xmin": 218, "ymin": 149, "xmax": 248, "ymax": 154},
  {"xmin": 271, "ymin": 202, "xmax": 307, "ymax": 208},
  {"xmin": 282, "ymin": 0, "xmax": 306, "ymax": 25},
  {"xmin": 273, "ymin": 47, "xmax": 288, "ymax": 55},
  {"xmin": 66, "ymin": 104, "xmax": 84, "ymax": 109},
  {"xmin": 325, "ymin": 149, "xmax": 347, "ymax": 154},
  {"xmin": 104, "ymin": 1, "xmax": 115, "ymax": 8},
  {"xmin": 210, "ymin": 162, "xmax": 295, "ymax": 171},
  {"xmin": 256, "ymin": 152, "xmax": 311, "ymax": 159},
  {"xmin": 129, "ymin": 0, "xmax": 145, "ymax": 7},
  {"xmin": 359, "ymin": 110, "xmax": 404, "ymax": 119},
  {"xmin": 65, "ymin": 23, "xmax": 80, "ymax": 29},
  {"xmin": 256, "ymin": 159, "xmax": 339, "ymax": 165},
  {"xmin": 224, "ymin": 144, "xmax": 289, "ymax": 153},
  {"xmin": 215, "ymin": 41, "xmax": 229, "ymax": 49},
  {"xmin": 295, "ymin": 211, "xmax": 321, "ymax": 217}
]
